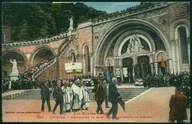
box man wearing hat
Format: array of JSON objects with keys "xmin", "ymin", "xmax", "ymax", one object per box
[
  {"xmin": 40, "ymin": 80, "xmax": 52, "ymax": 112},
  {"xmin": 106, "ymin": 77, "xmax": 121, "ymax": 119},
  {"xmin": 53, "ymin": 79, "xmax": 63, "ymax": 114},
  {"xmin": 169, "ymin": 87, "xmax": 188, "ymax": 123}
]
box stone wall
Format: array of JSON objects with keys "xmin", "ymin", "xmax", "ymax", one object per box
[{"xmin": 1, "ymin": 2, "xmax": 190, "ymax": 80}]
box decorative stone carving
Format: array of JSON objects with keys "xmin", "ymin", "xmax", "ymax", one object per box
[
  {"xmin": 94, "ymin": 32, "xmax": 100, "ymax": 40},
  {"xmin": 139, "ymin": 8, "xmax": 168, "ymax": 19},
  {"xmin": 126, "ymin": 34, "xmax": 145, "ymax": 54},
  {"xmin": 159, "ymin": 15, "xmax": 168, "ymax": 25}
]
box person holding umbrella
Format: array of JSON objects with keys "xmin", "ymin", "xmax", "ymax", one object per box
[{"xmin": 106, "ymin": 77, "xmax": 124, "ymax": 119}]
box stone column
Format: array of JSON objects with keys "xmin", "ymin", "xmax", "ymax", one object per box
[
  {"xmin": 119, "ymin": 58, "xmax": 124, "ymax": 82},
  {"xmin": 171, "ymin": 40, "xmax": 176, "ymax": 74},
  {"xmin": 150, "ymin": 55, "xmax": 154, "ymax": 75},
  {"xmin": 132, "ymin": 55, "xmax": 137, "ymax": 77},
  {"xmin": 187, "ymin": 37, "xmax": 190, "ymax": 72},
  {"xmin": 82, "ymin": 54, "xmax": 85, "ymax": 75},
  {"xmin": 169, "ymin": 59, "xmax": 173, "ymax": 74},
  {"xmin": 175, "ymin": 39, "xmax": 180, "ymax": 74},
  {"xmin": 155, "ymin": 61, "xmax": 158, "ymax": 75},
  {"xmin": 90, "ymin": 53, "xmax": 93, "ymax": 76}
]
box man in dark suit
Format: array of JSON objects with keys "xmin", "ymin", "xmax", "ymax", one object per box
[
  {"xmin": 92, "ymin": 77, "xmax": 106, "ymax": 114},
  {"xmin": 169, "ymin": 87, "xmax": 188, "ymax": 123},
  {"xmin": 53, "ymin": 79, "xmax": 63, "ymax": 114},
  {"xmin": 106, "ymin": 77, "xmax": 121, "ymax": 119},
  {"xmin": 40, "ymin": 80, "xmax": 52, "ymax": 112}
]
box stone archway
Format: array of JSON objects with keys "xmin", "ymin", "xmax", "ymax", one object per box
[
  {"xmin": 30, "ymin": 45, "xmax": 55, "ymax": 66},
  {"xmin": 94, "ymin": 19, "xmax": 169, "ymax": 77},
  {"xmin": 32, "ymin": 48, "xmax": 55, "ymax": 66},
  {"xmin": 30, "ymin": 48, "xmax": 56, "ymax": 80}
]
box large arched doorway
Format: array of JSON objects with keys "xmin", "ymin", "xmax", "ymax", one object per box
[{"xmin": 94, "ymin": 19, "xmax": 169, "ymax": 80}]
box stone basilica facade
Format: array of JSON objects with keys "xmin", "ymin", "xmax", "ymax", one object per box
[{"xmin": 2, "ymin": 2, "xmax": 190, "ymax": 81}]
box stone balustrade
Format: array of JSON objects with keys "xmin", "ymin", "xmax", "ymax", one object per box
[{"xmin": 2, "ymin": 31, "xmax": 76, "ymax": 47}]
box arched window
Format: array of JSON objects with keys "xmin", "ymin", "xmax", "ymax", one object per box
[
  {"xmin": 71, "ymin": 52, "xmax": 76, "ymax": 62},
  {"xmin": 84, "ymin": 45, "xmax": 91, "ymax": 73},
  {"xmin": 85, "ymin": 46, "xmax": 91, "ymax": 72},
  {"xmin": 178, "ymin": 26, "xmax": 188, "ymax": 63}
]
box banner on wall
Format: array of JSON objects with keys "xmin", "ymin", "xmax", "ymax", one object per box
[{"xmin": 65, "ymin": 62, "xmax": 82, "ymax": 73}]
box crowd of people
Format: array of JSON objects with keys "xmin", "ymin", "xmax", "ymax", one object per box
[
  {"xmin": 40, "ymin": 78, "xmax": 90, "ymax": 114},
  {"xmin": 40, "ymin": 74, "xmax": 123, "ymax": 119},
  {"xmin": 138, "ymin": 72, "xmax": 190, "ymax": 88},
  {"xmin": 2, "ymin": 60, "xmax": 52, "ymax": 93},
  {"xmin": 2, "ymin": 70, "xmax": 190, "ymax": 121}
]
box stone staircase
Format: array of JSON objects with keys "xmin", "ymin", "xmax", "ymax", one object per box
[
  {"xmin": 12, "ymin": 87, "xmax": 149, "ymax": 102},
  {"xmin": 32, "ymin": 34, "xmax": 77, "ymax": 80},
  {"xmin": 88, "ymin": 87, "xmax": 149, "ymax": 101}
]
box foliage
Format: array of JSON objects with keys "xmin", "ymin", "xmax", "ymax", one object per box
[{"xmin": 2, "ymin": 2, "xmax": 107, "ymax": 41}]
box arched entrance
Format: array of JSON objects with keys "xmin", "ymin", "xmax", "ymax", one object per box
[
  {"xmin": 31, "ymin": 48, "xmax": 55, "ymax": 80},
  {"xmin": 32, "ymin": 49, "xmax": 54, "ymax": 66},
  {"xmin": 119, "ymin": 34, "xmax": 153, "ymax": 83},
  {"xmin": 94, "ymin": 19, "xmax": 169, "ymax": 81}
]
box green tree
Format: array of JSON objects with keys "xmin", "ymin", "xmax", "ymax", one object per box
[
  {"xmin": 2, "ymin": 2, "xmax": 108, "ymax": 42},
  {"xmin": 12, "ymin": 19, "xmax": 29, "ymax": 41}
]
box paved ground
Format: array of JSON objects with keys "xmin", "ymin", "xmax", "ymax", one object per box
[{"xmin": 2, "ymin": 86, "xmax": 190, "ymax": 123}]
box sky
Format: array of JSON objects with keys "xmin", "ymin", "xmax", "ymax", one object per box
[
  {"xmin": 82, "ymin": 2, "xmax": 141, "ymax": 13},
  {"xmin": 54, "ymin": 2, "xmax": 141, "ymax": 13}
]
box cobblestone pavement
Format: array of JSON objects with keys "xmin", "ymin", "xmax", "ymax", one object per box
[{"xmin": 2, "ymin": 87, "xmax": 190, "ymax": 123}]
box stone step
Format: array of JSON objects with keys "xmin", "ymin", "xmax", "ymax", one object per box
[{"xmin": 12, "ymin": 88, "xmax": 149, "ymax": 102}]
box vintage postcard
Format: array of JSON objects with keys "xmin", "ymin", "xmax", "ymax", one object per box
[{"xmin": 2, "ymin": 1, "xmax": 190, "ymax": 123}]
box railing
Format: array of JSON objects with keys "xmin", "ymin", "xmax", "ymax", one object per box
[
  {"xmin": 32, "ymin": 34, "xmax": 77, "ymax": 80},
  {"xmin": 2, "ymin": 32, "xmax": 69, "ymax": 47}
]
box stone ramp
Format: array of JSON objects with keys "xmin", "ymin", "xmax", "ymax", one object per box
[
  {"xmin": 2, "ymin": 87, "xmax": 190, "ymax": 122},
  {"xmin": 2, "ymin": 90, "xmax": 28, "ymax": 100},
  {"xmin": 11, "ymin": 89, "xmax": 42, "ymax": 100},
  {"xmin": 123, "ymin": 87, "xmax": 190, "ymax": 123},
  {"xmin": 10, "ymin": 87, "xmax": 149, "ymax": 102}
]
